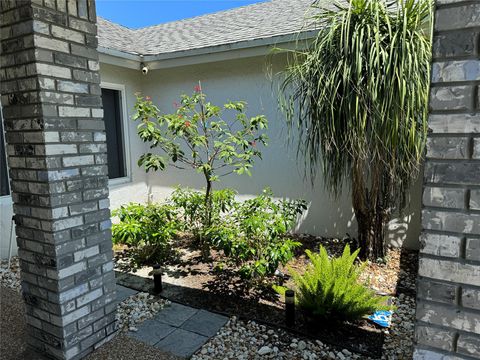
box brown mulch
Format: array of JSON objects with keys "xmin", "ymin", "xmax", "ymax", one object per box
[
  {"xmin": 84, "ymin": 335, "xmax": 180, "ymax": 360},
  {"xmin": 114, "ymin": 236, "xmax": 418, "ymax": 357}
]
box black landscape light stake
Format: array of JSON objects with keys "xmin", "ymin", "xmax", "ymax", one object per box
[
  {"xmin": 285, "ymin": 289, "xmax": 295, "ymax": 328},
  {"xmin": 153, "ymin": 264, "xmax": 163, "ymax": 293}
]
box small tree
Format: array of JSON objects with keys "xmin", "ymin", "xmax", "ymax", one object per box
[
  {"xmin": 279, "ymin": 0, "xmax": 433, "ymax": 260},
  {"xmin": 133, "ymin": 84, "xmax": 268, "ymax": 256}
]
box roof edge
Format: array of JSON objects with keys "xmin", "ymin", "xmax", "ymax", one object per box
[{"xmin": 98, "ymin": 29, "xmax": 317, "ymax": 70}]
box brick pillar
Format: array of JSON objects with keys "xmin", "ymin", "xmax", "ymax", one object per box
[
  {"xmin": 414, "ymin": 1, "xmax": 480, "ymax": 359},
  {"xmin": 0, "ymin": 1, "xmax": 116, "ymax": 359}
]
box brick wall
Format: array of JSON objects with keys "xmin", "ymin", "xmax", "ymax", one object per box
[
  {"xmin": 415, "ymin": 1, "xmax": 480, "ymax": 358},
  {"xmin": 0, "ymin": 1, "xmax": 116, "ymax": 359}
]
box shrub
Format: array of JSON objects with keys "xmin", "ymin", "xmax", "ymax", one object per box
[
  {"xmin": 170, "ymin": 187, "xmax": 236, "ymax": 237},
  {"xmin": 275, "ymin": 244, "xmax": 390, "ymax": 321},
  {"xmin": 208, "ymin": 189, "xmax": 307, "ymax": 280},
  {"xmin": 112, "ymin": 203, "xmax": 179, "ymax": 266},
  {"xmin": 111, "ymin": 188, "xmax": 307, "ymax": 283}
]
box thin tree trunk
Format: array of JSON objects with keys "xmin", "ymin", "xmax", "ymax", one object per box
[
  {"xmin": 201, "ymin": 172, "xmax": 213, "ymax": 260},
  {"xmin": 352, "ymin": 160, "xmax": 388, "ymax": 261},
  {"xmin": 204, "ymin": 176, "xmax": 212, "ymax": 227},
  {"xmin": 354, "ymin": 202, "xmax": 386, "ymax": 260}
]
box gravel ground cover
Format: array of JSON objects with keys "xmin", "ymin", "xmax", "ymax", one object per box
[
  {"xmin": 191, "ymin": 316, "xmax": 362, "ymax": 360},
  {"xmin": 191, "ymin": 293, "xmax": 415, "ymax": 360},
  {"xmin": 0, "ymin": 257, "xmax": 21, "ymax": 291},
  {"xmin": 116, "ymin": 292, "xmax": 171, "ymax": 332}
]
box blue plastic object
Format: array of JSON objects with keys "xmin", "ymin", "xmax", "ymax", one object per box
[{"xmin": 368, "ymin": 310, "xmax": 393, "ymax": 328}]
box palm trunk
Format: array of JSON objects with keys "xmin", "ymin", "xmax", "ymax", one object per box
[
  {"xmin": 355, "ymin": 209, "xmax": 386, "ymax": 261},
  {"xmin": 352, "ymin": 160, "xmax": 387, "ymax": 261}
]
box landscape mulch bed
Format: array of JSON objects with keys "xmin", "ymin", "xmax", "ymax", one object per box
[{"xmin": 114, "ymin": 235, "xmax": 418, "ymax": 358}]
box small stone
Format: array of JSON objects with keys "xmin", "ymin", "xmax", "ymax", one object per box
[
  {"xmin": 258, "ymin": 346, "xmax": 272, "ymax": 355},
  {"xmin": 298, "ymin": 340, "xmax": 307, "ymax": 350}
]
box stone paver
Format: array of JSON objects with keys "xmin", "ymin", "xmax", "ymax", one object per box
[
  {"xmin": 153, "ymin": 302, "xmax": 199, "ymax": 327},
  {"xmin": 154, "ymin": 328, "xmax": 209, "ymax": 358},
  {"xmin": 181, "ymin": 309, "xmax": 228, "ymax": 337},
  {"xmin": 125, "ymin": 298, "xmax": 228, "ymax": 358},
  {"xmin": 116, "ymin": 285, "xmax": 138, "ymax": 305},
  {"xmin": 128, "ymin": 319, "xmax": 176, "ymax": 345}
]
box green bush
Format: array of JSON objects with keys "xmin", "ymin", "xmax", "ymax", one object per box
[
  {"xmin": 170, "ymin": 187, "xmax": 236, "ymax": 236},
  {"xmin": 208, "ymin": 189, "xmax": 307, "ymax": 280},
  {"xmin": 275, "ymin": 244, "xmax": 390, "ymax": 321},
  {"xmin": 112, "ymin": 203, "xmax": 179, "ymax": 266},
  {"xmin": 112, "ymin": 188, "xmax": 307, "ymax": 283}
]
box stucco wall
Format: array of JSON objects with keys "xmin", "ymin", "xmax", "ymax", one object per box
[
  {"xmin": 0, "ymin": 55, "xmax": 423, "ymax": 258},
  {"xmin": 0, "ymin": 198, "xmax": 14, "ymax": 259},
  {"xmin": 98, "ymin": 64, "xmax": 150, "ymax": 210},
  {"xmin": 140, "ymin": 55, "xmax": 423, "ymax": 249}
]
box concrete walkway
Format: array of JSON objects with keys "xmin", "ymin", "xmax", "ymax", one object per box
[{"xmin": 117, "ymin": 285, "xmax": 228, "ymax": 358}]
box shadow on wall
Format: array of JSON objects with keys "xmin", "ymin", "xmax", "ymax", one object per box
[{"xmin": 145, "ymin": 172, "xmax": 422, "ymax": 250}]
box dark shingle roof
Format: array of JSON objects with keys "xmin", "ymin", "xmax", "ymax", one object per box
[{"xmin": 97, "ymin": 0, "xmax": 319, "ymax": 56}]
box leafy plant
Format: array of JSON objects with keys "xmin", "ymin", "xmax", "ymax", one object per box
[
  {"xmin": 112, "ymin": 203, "xmax": 179, "ymax": 266},
  {"xmin": 170, "ymin": 186, "xmax": 237, "ymax": 237},
  {"xmin": 208, "ymin": 189, "xmax": 307, "ymax": 281},
  {"xmin": 133, "ymin": 85, "xmax": 268, "ymax": 258},
  {"xmin": 275, "ymin": 244, "xmax": 390, "ymax": 321},
  {"xmin": 278, "ymin": 0, "xmax": 433, "ymax": 260}
]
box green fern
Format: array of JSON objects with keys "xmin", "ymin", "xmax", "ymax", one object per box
[{"xmin": 276, "ymin": 244, "xmax": 390, "ymax": 322}]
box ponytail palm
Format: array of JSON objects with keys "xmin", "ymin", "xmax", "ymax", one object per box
[{"xmin": 279, "ymin": 0, "xmax": 433, "ymax": 260}]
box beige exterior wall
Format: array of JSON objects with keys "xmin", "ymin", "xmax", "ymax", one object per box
[
  {"xmin": 140, "ymin": 55, "xmax": 422, "ymax": 249},
  {"xmin": 0, "ymin": 56, "xmax": 423, "ymax": 257},
  {"xmin": 98, "ymin": 64, "xmax": 149, "ymax": 210}
]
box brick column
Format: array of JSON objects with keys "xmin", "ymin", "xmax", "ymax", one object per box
[
  {"xmin": 415, "ymin": 1, "xmax": 480, "ymax": 359},
  {"xmin": 0, "ymin": 1, "xmax": 116, "ymax": 359}
]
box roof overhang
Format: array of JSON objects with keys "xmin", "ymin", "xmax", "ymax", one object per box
[{"xmin": 98, "ymin": 30, "xmax": 317, "ymax": 71}]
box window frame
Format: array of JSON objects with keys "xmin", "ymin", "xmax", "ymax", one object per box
[{"xmin": 100, "ymin": 81, "xmax": 132, "ymax": 187}]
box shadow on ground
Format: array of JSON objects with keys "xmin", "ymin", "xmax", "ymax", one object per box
[{"xmin": 115, "ymin": 270, "xmax": 385, "ymax": 358}]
